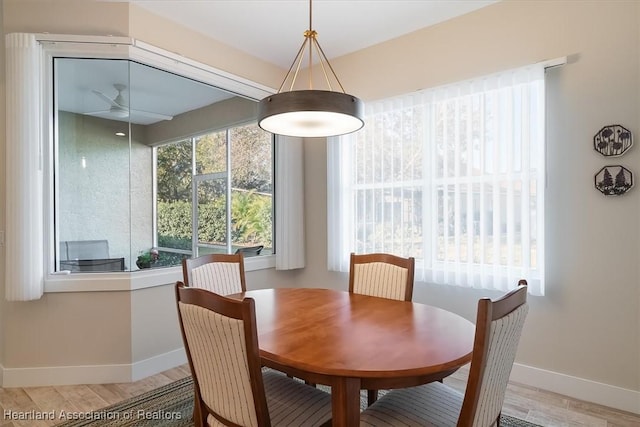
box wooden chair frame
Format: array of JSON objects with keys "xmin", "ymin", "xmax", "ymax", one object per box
[
  {"xmin": 175, "ymin": 282, "xmax": 270, "ymax": 426},
  {"xmin": 181, "ymin": 253, "xmax": 247, "ymax": 291},
  {"xmin": 359, "ymin": 281, "xmax": 528, "ymax": 426},
  {"xmin": 349, "ymin": 252, "xmax": 415, "ymax": 302},
  {"xmin": 458, "ymin": 280, "xmax": 528, "ymax": 426}
]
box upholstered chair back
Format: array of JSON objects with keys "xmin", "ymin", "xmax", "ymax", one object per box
[
  {"xmin": 349, "ymin": 253, "xmax": 415, "ymax": 301},
  {"xmin": 182, "ymin": 253, "xmax": 246, "ymax": 295},
  {"xmin": 460, "ymin": 282, "xmax": 529, "ymax": 426},
  {"xmin": 176, "ymin": 284, "xmax": 268, "ymax": 426},
  {"xmin": 181, "ymin": 304, "xmax": 259, "ymax": 425}
]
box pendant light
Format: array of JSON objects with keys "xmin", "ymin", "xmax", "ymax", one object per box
[{"xmin": 258, "ymin": 0, "xmax": 364, "ymax": 138}]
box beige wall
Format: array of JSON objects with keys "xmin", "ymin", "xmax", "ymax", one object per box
[
  {"xmin": 0, "ymin": 0, "xmax": 288, "ymax": 376},
  {"xmin": 0, "ymin": 0, "xmax": 307, "ymax": 379},
  {"xmin": 2, "ymin": 0, "xmax": 129, "ymax": 36},
  {"xmin": 131, "ymin": 285, "xmax": 180, "ymax": 362},
  {"xmin": 1, "ymin": 0, "xmax": 639, "ymax": 407},
  {"xmin": 126, "ymin": 5, "xmax": 282, "ymax": 90},
  {"xmin": 0, "ymin": 0, "xmax": 6, "ymax": 380},
  {"xmin": 3, "ymin": 292, "xmax": 132, "ymax": 367},
  {"xmin": 301, "ymin": 0, "xmax": 640, "ymax": 393}
]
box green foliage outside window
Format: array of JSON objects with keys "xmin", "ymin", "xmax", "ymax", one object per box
[
  {"xmin": 155, "ymin": 123, "xmax": 273, "ymax": 260},
  {"xmin": 156, "ymin": 192, "xmax": 272, "ymax": 248},
  {"xmin": 156, "ymin": 140, "xmax": 192, "ymax": 202}
]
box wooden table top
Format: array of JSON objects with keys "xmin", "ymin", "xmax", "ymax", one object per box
[{"xmin": 233, "ymin": 287, "xmax": 475, "ymax": 381}]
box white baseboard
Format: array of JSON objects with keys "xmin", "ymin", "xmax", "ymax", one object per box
[
  {"xmin": 1, "ymin": 362, "xmax": 132, "ymax": 387},
  {"xmin": 0, "ymin": 348, "xmax": 187, "ymax": 388},
  {"xmin": 511, "ymin": 363, "xmax": 640, "ymax": 415},
  {"xmin": 131, "ymin": 348, "xmax": 187, "ymax": 382},
  {"xmin": 1, "ymin": 355, "xmax": 638, "ymax": 416}
]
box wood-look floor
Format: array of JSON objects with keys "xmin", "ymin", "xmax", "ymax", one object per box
[{"xmin": 1, "ymin": 364, "xmax": 639, "ymax": 427}]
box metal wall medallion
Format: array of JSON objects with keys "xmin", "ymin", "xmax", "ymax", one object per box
[
  {"xmin": 593, "ymin": 125, "xmax": 633, "ymax": 157},
  {"xmin": 594, "ymin": 165, "xmax": 634, "ymax": 196}
]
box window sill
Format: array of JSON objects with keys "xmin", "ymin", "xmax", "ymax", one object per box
[{"xmin": 43, "ymin": 255, "xmax": 276, "ymax": 293}]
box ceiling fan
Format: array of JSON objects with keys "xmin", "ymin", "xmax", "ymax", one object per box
[{"xmin": 85, "ymin": 83, "xmax": 173, "ymax": 121}]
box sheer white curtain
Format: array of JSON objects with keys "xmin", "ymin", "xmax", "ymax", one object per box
[
  {"xmin": 275, "ymin": 135, "xmax": 305, "ymax": 270},
  {"xmin": 328, "ymin": 64, "xmax": 545, "ymax": 295}
]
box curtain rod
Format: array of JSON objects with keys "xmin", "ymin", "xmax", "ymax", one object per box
[{"xmin": 539, "ymin": 56, "xmax": 567, "ymax": 69}]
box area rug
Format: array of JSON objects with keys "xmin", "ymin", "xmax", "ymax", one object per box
[{"xmin": 55, "ymin": 375, "xmax": 540, "ymax": 427}]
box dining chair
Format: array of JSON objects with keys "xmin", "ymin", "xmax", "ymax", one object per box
[
  {"xmin": 350, "ymin": 252, "xmax": 416, "ymax": 405},
  {"xmin": 349, "ymin": 252, "xmax": 415, "ymax": 302},
  {"xmin": 182, "ymin": 253, "xmax": 246, "ymax": 295},
  {"xmin": 359, "ymin": 280, "xmax": 529, "ymax": 427},
  {"xmin": 175, "ymin": 282, "xmax": 333, "ymax": 427}
]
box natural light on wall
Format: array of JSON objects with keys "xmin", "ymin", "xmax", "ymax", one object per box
[{"xmin": 328, "ymin": 63, "xmax": 547, "ymax": 296}]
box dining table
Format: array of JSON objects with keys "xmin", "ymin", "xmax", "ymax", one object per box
[{"xmin": 228, "ymin": 287, "xmax": 475, "ymax": 426}]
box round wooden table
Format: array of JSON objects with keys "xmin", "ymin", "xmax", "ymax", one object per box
[{"xmin": 231, "ymin": 287, "xmax": 475, "ymax": 426}]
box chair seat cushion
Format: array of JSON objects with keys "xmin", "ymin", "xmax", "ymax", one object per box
[
  {"xmin": 360, "ymin": 381, "xmax": 463, "ymax": 427},
  {"xmin": 207, "ymin": 370, "xmax": 332, "ymax": 427},
  {"xmin": 264, "ymin": 371, "xmax": 332, "ymax": 426}
]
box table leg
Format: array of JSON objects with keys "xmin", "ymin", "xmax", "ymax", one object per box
[{"xmin": 331, "ymin": 377, "xmax": 360, "ymax": 427}]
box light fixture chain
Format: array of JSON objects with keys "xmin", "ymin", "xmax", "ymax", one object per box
[
  {"xmin": 309, "ymin": 0, "xmax": 313, "ymax": 89},
  {"xmin": 308, "ymin": 34, "xmax": 313, "ymax": 89},
  {"xmin": 290, "ymin": 38, "xmax": 308, "ymax": 92},
  {"xmin": 277, "ymin": 0, "xmax": 347, "ymax": 93},
  {"xmin": 277, "ymin": 37, "xmax": 308, "ymax": 93},
  {"xmin": 312, "ymin": 38, "xmax": 333, "ymax": 91},
  {"xmin": 314, "ymin": 39, "xmax": 347, "ymax": 93}
]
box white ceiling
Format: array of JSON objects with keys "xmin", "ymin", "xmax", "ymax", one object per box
[
  {"xmin": 60, "ymin": 0, "xmax": 498, "ymax": 125},
  {"xmin": 129, "ymin": 0, "xmax": 499, "ymax": 68}
]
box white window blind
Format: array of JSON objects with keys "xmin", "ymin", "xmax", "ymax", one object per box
[
  {"xmin": 328, "ymin": 63, "xmax": 545, "ymax": 295},
  {"xmin": 5, "ymin": 33, "xmax": 45, "ymax": 301}
]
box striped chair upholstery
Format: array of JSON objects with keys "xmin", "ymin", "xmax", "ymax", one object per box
[
  {"xmin": 175, "ymin": 283, "xmax": 332, "ymax": 427},
  {"xmin": 182, "ymin": 253, "xmax": 246, "ymax": 295},
  {"xmin": 349, "ymin": 253, "xmax": 415, "ymax": 302},
  {"xmin": 360, "ymin": 282, "xmax": 529, "ymax": 427}
]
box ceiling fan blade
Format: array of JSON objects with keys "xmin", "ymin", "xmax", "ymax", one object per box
[
  {"xmin": 82, "ymin": 108, "xmax": 172, "ymax": 121},
  {"xmin": 91, "ymin": 86, "xmax": 172, "ymax": 121},
  {"xmin": 92, "ymin": 90, "xmax": 120, "ymax": 108},
  {"xmin": 130, "ymin": 109, "xmax": 174, "ymax": 121},
  {"xmin": 83, "ymin": 109, "xmax": 110, "ymax": 116}
]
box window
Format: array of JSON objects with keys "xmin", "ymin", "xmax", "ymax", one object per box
[
  {"xmin": 155, "ymin": 124, "xmax": 274, "ymax": 264},
  {"xmin": 6, "ymin": 33, "xmax": 302, "ymax": 300},
  {"xmin": 328, "ymin": 64, "xmax": 545, "ymax": 295},
  {"xmin": 53, "ymin": 57, "xmax": 273, "ymax": 272}
]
